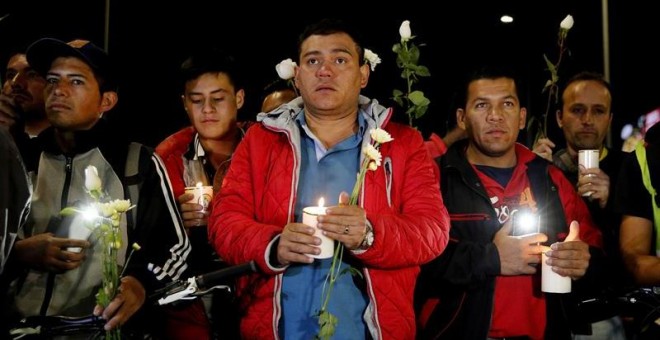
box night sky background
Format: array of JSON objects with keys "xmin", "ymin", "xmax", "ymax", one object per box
[{"xmin": 2, "ymin": 0, "xmax": 658, "ymax": 150}]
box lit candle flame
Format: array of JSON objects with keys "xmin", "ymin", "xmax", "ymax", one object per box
[{"xmin": 318, "ymin": 197, "xmax": 325, "ymax": 207}]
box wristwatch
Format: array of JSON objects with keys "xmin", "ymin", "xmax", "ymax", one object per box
[{"xmin": 358, "ymin": 224, "xmax": 374, "ymax": 250}]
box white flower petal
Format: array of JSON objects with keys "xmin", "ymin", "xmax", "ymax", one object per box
[
  {"xmin": 84, "ymin": 165, "xmax": 102, "ymax": 192},
  {"xmin": 275, "ymin": 58, "xmax": 297, "ymax": 80},
  {"xmin": 364, "ymin": 49, "xmax": 381, "ymax": 72},
  {"xmin": 370, "ymin": 128, "xmax": 394, "ymax": 144},
  {"xmin": 399, "ymin": 20, "xmax": 411, "ymax": 42},
  {"xmin": 560, "ymin": 15, "xmax": 574, "ymax": 30},
  {"xmin": 111, "ymin": 199, "xmax": 132, "ymax": 213},
  {"xmin": 363, "ymin": 144, "xmax": 382, "ymax": 166}
]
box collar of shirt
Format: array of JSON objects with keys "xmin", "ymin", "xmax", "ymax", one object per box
[{"xmin": 294, "ymin": 109, "xmax": 366, "ymax": 161}]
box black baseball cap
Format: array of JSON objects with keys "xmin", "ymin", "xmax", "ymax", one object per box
[{"xmin": 26, "ymin": 38, "xmax": 117, "ymax": 91}]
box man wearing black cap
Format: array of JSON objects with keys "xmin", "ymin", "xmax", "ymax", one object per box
[{"xmin": 6, "ymin": 38, "xmax": 190, "ymax": 335}]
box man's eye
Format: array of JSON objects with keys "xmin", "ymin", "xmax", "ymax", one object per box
[
  {"xmin": 46, "ymin": 77, "xmax": 58, "ymax": 84},
  {"xmin": 72, "ymin": 79, "xmax": 84, "ymax": 85},
  {"xmin": 27, "ymin": 71, "xmax": 42, "ymax": 79},
  {"xmin": 307, "ymin": 59, "xmax": 319, "ymax": 65},
  {"xmin": 335, "ymin": 58, "xmax": 346, "ymax": 64}
]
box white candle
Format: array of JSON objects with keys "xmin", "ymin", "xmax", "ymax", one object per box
[
  {"xmin": 541, "ymin": 246, "xmax": 571, "ymax": 293},
  {"xmin": 578, "ymin": 149, "xmax": 599, "ymax": 197},
  {"xmin": 302, "ymin": 198, "xmax": 334, "ymax": 259},
  {"xmin": 185, "ymin": 182, "xmax": 213, "ymax": 213}
]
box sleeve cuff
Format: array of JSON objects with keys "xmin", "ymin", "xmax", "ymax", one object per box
[{"xmin": 265, "ymin": 234, "xmax": 288, "ymax": 272}]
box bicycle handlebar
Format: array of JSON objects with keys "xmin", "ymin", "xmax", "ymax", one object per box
[
  {"xmin": 10, "ymin": 315, "xmax": 105, "ymax": 338},
  {"xmin": 11, "ymin": 261, "xmax": 258, "ymax": 338},
  {"xmin": 195, "ymin": 260, "xmax": 257, "ymax": 289},
  {"xmin": 151, "ymin": 260, "xmax": 257, "ymax": 305}
]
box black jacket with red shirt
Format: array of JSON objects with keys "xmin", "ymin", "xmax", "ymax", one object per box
[{"xmin": 415, "ymin": 140, "xmax": 604, "ymax": 340}]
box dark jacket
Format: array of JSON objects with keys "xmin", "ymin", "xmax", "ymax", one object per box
[
  {"xmin": 415, "ymin": 141, "xmax": 603, "ymax": 339},
  {"xmin": 9, "ymin": 121, "xmax": 190, "ymax": 318},
  {"xmin": 0, "ymin": 128, "xmax": 30, "ymax": 275},
  {"xmin": 552, "ymin": 147, "xmax": 631, "ymax": 321}
]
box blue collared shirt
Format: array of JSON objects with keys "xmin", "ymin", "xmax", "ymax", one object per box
[{"xmin": 279, "ymin": 110, "xmax": 369, "ymax": 339}]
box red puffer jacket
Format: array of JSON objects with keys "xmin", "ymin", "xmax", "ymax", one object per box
[
  {"xmin": 209, "ymin": 97, "xmax": 450, "ymax": 339},
  {"xmin": 156, "ymin": 122, "xmax": 252, "ymax": 197},
  {"xmin": 156, "ymin": 126, "xmax": 195, "ymax": 197}
]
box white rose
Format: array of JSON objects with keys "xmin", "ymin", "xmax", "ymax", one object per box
[
  {"xmin": 275, "ymin": 58, "xmax": 297, "ymax": 80},
  {"xmin": 560, "ymin": 15, "xmax": 574, "ymax": 31},
  {"xmin": 368, "ymin": 161, "xmax": 378, "ymax": 172},
  {"xmin": 399, "ymin": 20, "xmax": 412, "ymax": 42},
  {"xmin": 370, "ymin": 128, "xmax": 394, "ymax": 144},
  {"xmin": 84, "ymin": 165, "xmax": 102, "ymax": 192},
  {"xmin": 363, "ymin": 144, "xmax": 382, "ymax": 167},
  {"xmin": 364, "ymin": 49, "xmax": 381, "ymax": 71}
]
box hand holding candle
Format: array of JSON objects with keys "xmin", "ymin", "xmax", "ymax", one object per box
[
  {"xmin": 578, "ymin": 149, "xmax": 599, "ymax": 197},
  {"xmin": 303, "ymin": 198, "xmax": 334, "ymax": 259},
  {"xmin": 541, "ymin": 246, "xmax": 571, "ymax": 293},
  {"xmin": 542, "ymin": 221, "xmax": 589, "ymax": 293},
  {"xmin": 185, "ymin": 182, "xmax": 213, "ymax": 213}
]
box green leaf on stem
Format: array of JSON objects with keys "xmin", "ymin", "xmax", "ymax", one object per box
[
  {"xmin": 409, "ymin": 91, "xmax": 429, "ymax": 106},
  {"xmin": 60, "ymin": 207, "xmax": 82, "ymax": 216},
  {"xmin": 415, "ymin": 65, "xmax": 431, "ymax": 77},
  {"xmin": 391, "ymin": 20, "xmax": 431, "ymax": 126},
  {"xmin": 415, "ymin": 105, "xmax": 429, "ymax": 119},
  {"xmin": 346, "ymin": 266, "xmax": 364, "ymax": 279},
  {"xmin": 316, "ymin": 309, "xmax": 338, "ymax": 340}
]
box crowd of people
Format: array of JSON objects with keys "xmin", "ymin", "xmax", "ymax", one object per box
[{"xmin": 1, "ymin": 18, "xmax": 660, "ymax": 340}]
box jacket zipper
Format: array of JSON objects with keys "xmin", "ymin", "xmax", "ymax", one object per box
[{"xmin": 39, "ymin": 156, "xmax": 74, "ymax": 316}]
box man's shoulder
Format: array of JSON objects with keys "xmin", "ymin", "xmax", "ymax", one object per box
[
  {"xmin": 154, "ymin": 126, "xmax": 195, "ymax": 157},
  {"xmin": 382, "ymin": 122, "xmax": 422, "ymax": 143}
]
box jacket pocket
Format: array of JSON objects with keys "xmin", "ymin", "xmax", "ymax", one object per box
[{"xmin": 383, "ymin": 157, "xmax": 392, "ymax": 208}]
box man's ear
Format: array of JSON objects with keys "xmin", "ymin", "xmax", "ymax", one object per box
[
  {"xmin": 99, "ymin": 91, "xmax": 118, "ymax": 114},
  {"xmin": 293, "ymin": 65, "xmax": 300, "ymax": 90},
  {"xmin": 360, "ymin": 64, "xmax": 370, "ymax": 89},
  {"xmin": 555, "ymin": 109, "xmax": 563, "ymax": 128},
  {"xmin": 456, "ymin": 108, "xmax": 466, "ymax": 130},
  {"xmin": 518, "ymin": 107, "xmax": 527, "ymax": 130},
  {"xmin": 181, "ymin": 94, "xmax": 187, "ymax": 111},
  {"xmin": 235, "ymin": 89, "xmax": 245, "ymax": 110}
]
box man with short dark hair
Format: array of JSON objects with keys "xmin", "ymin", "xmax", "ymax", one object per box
[
  {"xmin": 416, "ymin": 65, "xmax": 603, "ymax": 339},
  {"xmin": 533, "ymin": 72, "xmax": 627, "ymax": 339},
  {"xmin": 156, "ymin": 48, "xmax": 249, "ymax": 339},
  {"xmin": 210, "ymin": 19, "xmax": 449, "ymax": 339},
  {"xmin": 0, "ymin": 48, "xmax": 50, "ymax": 137},
  {"xmin": 7, "ymin": 38, "xmax": 190, "ymax": 334}
]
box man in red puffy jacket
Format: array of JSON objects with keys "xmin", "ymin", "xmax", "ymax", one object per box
[{"xmin": 209, "ymin": 19, "xmax": 450, "ymax": 339}]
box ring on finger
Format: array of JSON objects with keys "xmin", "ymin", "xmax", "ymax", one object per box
[{"xmin": 343, "ymin": 225, "xmax": 350, "ymax": 234}]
